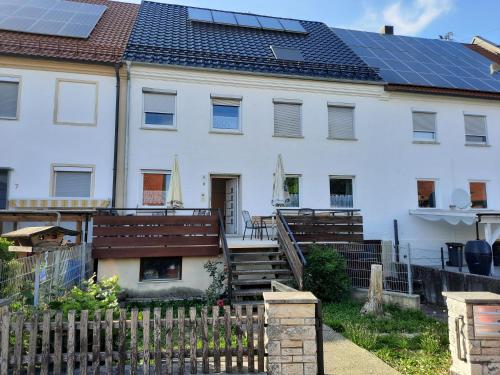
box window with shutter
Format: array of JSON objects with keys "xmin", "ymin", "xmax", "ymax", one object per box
[
  {"xmin": 328, "ymin": 106, "xmax": 355, "ymax": 140},
  {"xmin": 211, "ymin": 97, "xmax": 241, "ymax": 132},
  {"xmin": 54, "ymin": 170, "xmax": 92, "ymax": 198},
  {"xmin": 0, "ymin": 79, "xmax": 19, "ymax": 119},
  {"xmin": 464, "ymin": 115, "xmax": 487, "ymax": 144},
  {"xmin": 412, "ymin": 112, "xmax": 436, "ymax": 141},
  {"xmin": 143, "ymin": 91, "xmax": 176, "ymax": 127},
  {"xmin": 274, "ymin": 101, "xmax": 302, "ymax": 138}
]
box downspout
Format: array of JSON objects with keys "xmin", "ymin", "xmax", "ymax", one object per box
[
  {"xmin": 111, "ymin": 63, "xmax": 121, "ymax": 208},
  {"xmin": 124, "ymin": 61, "xmax": 132, "ymax": 210}
]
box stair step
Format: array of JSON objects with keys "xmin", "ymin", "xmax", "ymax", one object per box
[
  {"xmin": 233, "ymin": 269, "xmax": 292, "ymax": 276},
  {"xmin": 232, "ymin": 260, "xmax": 287, "ymax": 266},
  {"xmin": 233, "ymin": 288, "xmax": 271, "ymax": 297},
  {"xmin": 232, "ymin": 278, "xmax": 294, "ymax": 286},
  {"xmin": 231, "ymin": 251, "xmax": 282, "ymax": 257}
]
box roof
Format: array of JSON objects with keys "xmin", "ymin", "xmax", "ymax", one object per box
[
  {"xmin": 2, "ymin": 226, "xmax": 79, "ymax": 239},
  {"xmin": 332, "ymin": 28, "xmax": 500, "ymax": 95},
  {"xmin": 125, "ymin": 2, "xmax": 381, "ymax": 82},
  {"xmin": 0, "ymin": 0, "xmax": 140, "ymax": 64}
]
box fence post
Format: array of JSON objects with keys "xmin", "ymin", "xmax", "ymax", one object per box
[
  {"xmin": 80, "ymin": 245, "xmax": 86, "ymax": 285},
  {"xmin": 406, "ymin": 244, "xmax": 413, "ymax": 295},
  {"xmin": 33, "ymin": 255, "xmax": 41, "ymax": 307}
]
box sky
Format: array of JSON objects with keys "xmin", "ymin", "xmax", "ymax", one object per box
[{"xmin": 114, "ymin": 0, "xmax": 500, "ymax": 43}]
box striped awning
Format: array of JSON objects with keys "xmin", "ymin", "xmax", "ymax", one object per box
[{"xmin": 8, "ymin": 199, "xmax": 110, "ymax": 209}]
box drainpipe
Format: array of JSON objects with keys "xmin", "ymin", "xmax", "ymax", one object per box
[
  {"xmin": 111, "ymin": 63, "xmax": 121, "ymax": 208},
  {"xmin": 123, "ymin": 61, "xmax": 132, "ymax": 210}
]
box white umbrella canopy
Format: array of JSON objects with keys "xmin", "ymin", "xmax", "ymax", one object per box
[
  {"xmin": 166, "ymin": 155, "xmax": 183, "ymax": 208},
  {"xmin": 272, "ymin": 154, "xmax": 288, "ymax": 207}
]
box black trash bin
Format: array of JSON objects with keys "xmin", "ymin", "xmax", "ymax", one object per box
[
  {"xmin": 446, "ymin": 242, "xmax": 464, "ymax": 267},
  {"xmin": 465, "ymin": 240, "xmax": 492, "ymax": 276},
  {"xmin": 493, "ymin": 242, "xmax": 500, "ymax": 267}
]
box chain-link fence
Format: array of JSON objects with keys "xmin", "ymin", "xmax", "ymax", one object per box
[{"xmin": 0, "ymin": 244, "xmax": 92, "ymax": 306}]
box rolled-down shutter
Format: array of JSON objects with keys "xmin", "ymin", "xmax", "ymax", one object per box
[
  {"xmin": 212, "ymin": 98, "xmax": 240, "ymax": 107},
  {"xmin": 54, "ymin": 171, "xmax": 92, "ymax": 198},
  {"xmin": 412, "ymin": 112, "xmax": 436, "ymax": 132},
  {"xmin": 464, "ymin": 115, "xmax": 486, "ymax": 136},
  {"xmin": 0, "ymin": 81, "xmax": 19, "ymax": 118},
  {"xmin": 144, "ymin": 93, "xmax": 176, "ymax": 114},
  {"xmin": 274, "ymin": 102, "xmax": 302, "ymax": 137},
  {"xmin": 328, "ymin": 106, "xmax": 354, "ymax": 139}
]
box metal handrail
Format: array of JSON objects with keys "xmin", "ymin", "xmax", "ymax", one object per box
[
  {"xmin": 216, "ymin": 209, "xmax": 233, "ymax": 304},
  {"xmin": 277, "ymin": 210, "xmax": 307, "ymax": 265}
]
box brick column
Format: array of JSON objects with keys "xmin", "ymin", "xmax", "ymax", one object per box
[
  {"xmin": 263, "ymin": 291, "xmax": 318, "ymax": 375},
  {"xmin": 444, "ymin": 292, "xmax": 500, "ymax": 375}
]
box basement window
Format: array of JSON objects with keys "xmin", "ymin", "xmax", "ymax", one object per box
[{"xmin": 140, "ymin": 257, "xmax": 182, "ymax": 281}]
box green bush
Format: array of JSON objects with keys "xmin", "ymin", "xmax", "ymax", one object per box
[
  {"xmin": 303, "ymin": 245, "xmax": 350, "ymax": 302},
  {"xmin": 0, "ymin": 238, "xmax": 15, "ymax": 262},
  {"xmin": 48, "ymin": 275, "xmax": 121, "ymax": 316}
]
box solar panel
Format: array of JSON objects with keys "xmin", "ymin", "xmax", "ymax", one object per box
[
  {"xmin": 212, "ymin": 11, "xmax": 237, "ymax": 25},
  {"xmin": 271, "ymin": 46, "xmax": 305, "ymax": 61},
  {"xmin": 0, "ymin": 0, "xmax": 106, "ymax": 39},
  {"xmin": 333, "ymin": 28, "xmax": 500, "ymax": 93},
  {"xmin": 187, "ymin": 7, "xmax": 308, "ymax": 34}
]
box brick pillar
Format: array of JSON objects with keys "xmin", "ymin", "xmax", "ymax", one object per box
[
  {"xmin": 444, "ymin": 292, "xmax": 500, "ymax": 375},
  {"xmin": 263, "ymin": 291, "xmax": 318, "ymax": 375}
]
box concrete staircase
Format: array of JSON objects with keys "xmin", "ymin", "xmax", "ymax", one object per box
[{"xmin": 229, "ymin": 244, "xmax": 295, "ymax": 302}]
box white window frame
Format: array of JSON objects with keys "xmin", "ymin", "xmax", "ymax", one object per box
[
  {"xmin": 139, "ymin": 169, "xmax": 172, "ymax": 208},
  {"xmin": 329, "ymin": 175, "xmax": 355, "ymax": 209},
  {"xmin": 464, "ymin": 113, "xmax": 488, "ymax": 146},
  {"xmin": 54, "ymin": 79, "xmax": 99, "ymax": 126},
  {"xmin": 50, "ymin": 164, "xmax": 95, "ymax": 198},
  {"xmin": 273, "ymin": 98, "xmax": 303, "ymax": 138},
  {"xmin": 142, "ymin": 88, "xmax": 177, "ymax": 130},
  {"xmin": 412, "ymin": 110, "xmax": 438, "ymax": 143},
  {"xmin": 0, "ymin": 75, "xmax": 21, "ymax": 121},
  {"xmin": 284, "ymin": 174, "xmax": 301, "ymax": 208},
  {"xmin": 416, "ymin": 178, "xmax": 438, "ymax": 209},
  {"xmin": 327, "ymin": 103, "xmax": 356, "ymax": 141},
  {"xmin": 469, "ymin": 180, "xmax": 488, "ymax": 209},
  {"xmin": 210, "ymin": 94, "xmax": 243, "ymax": 134}
]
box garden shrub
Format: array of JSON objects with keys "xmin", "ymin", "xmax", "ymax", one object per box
[
  {"xmin": 204, "ymin": 260, "xmax": 226, "ymax": 307},
  {"xmin": 0, "ymin": 238, "xmax": 15, "ymax": 262},
  {"xmin": 303, "ymin": 245, "xmax": 350, "ymax": 302}
]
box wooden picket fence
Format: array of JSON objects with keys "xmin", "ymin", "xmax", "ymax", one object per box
[{"xmin": 0, "ymin": 305, "xmax": 266, "ymax": 374}]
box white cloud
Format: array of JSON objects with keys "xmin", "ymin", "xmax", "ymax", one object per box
[{"xmin": 344, "ymin": 0, "xmax": 453, "ymax": 36}]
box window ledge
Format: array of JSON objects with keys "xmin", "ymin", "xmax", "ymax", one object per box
[
  {"xmin": 141, "ymin": 126, "xmax": 177, "ymax": 131},
  {"xmin": 327, "ymin": 137, "xmax": 358, "ymax": 142},
  {"xmin": 412, "ymin": 141, "xmax": 440, "ymax": 145},
  {"xmin": 0, "ymin": 117, "xmax": 18, "ymax": 121},
  {"xmin": 465, "ymin": 143, "xmax": 490, "ymax": 148},
  {"xmin": 273, "ymin": 135, "xmax": 304, "ymax": 139},
  {"xmin": 209, "ymin": 130, "xmax": 243, "ymax": 135},
  {"xmin": 139, "ymin": 279, "xmax": 181, "ymax": 284}
]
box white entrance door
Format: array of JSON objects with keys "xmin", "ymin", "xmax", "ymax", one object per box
[{"xmin": 225, "ymin": 179, "xmax": 238, "ymax": 235}]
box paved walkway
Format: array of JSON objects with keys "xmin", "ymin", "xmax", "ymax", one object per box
[{"xmin": 323, "ymin": 325, "xmax": 400, "ymax": 375}]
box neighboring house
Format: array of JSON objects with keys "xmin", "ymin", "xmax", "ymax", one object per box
[
  {"xmin": 0, "ymin": 0, "xmax": 139, "ymax": 234},
  {"xmin": 96, "ymin": 1, "xmax": 500, "ymax": 294}
]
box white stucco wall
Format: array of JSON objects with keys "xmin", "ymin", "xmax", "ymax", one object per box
[
  {"xmin": 0, "ymin": 64, "xmax": 116, "ymax": 203},
  {"xmin": 97, "ymin": 256, "xmax": 220, "ymax": 297},
  {"xmin": 126, "ymin": 65, "xmax": 500, "ymax": 254}
]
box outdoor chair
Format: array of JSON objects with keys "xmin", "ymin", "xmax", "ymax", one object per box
[{"xmin": 242, "ymin": 210, "xmax": 269, "ymax": 240}]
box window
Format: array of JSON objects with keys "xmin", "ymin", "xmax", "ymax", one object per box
[
  {"xmin": 284, "ymin": 175, "xmax": 300, "ymax": 207},
  {"xmin": 412, "ymin": 112, "xmax": 436, "ymax": 141},
  {"xmin": 328, "ymin": 105, "xmax": 355, "ymax": 140},
  {"xmin": 0, "ymin": 170, "xmax": 8, "ymax": 209},
  {"xmin": 140, "ymin": 257, "xmax": 181, "ymax": 281},
  {"xmin": 143, "ymin": 89, "xmax": 176, "ymax": 128},
  {"xmin": 470, "ymin": 182, "xmax": 487, "ymax": 208},
  {"xmin": 330, "ymin": 177, "xmax": 353, "ymax": 208},
  {"xmin": 274, "ymin": 100, "xmax": 302, "ymax": 138},
  {"xmin": 417, "ymin": 180, "xmax": 436, "ymax": 208},
  {"xmin": 211, "ymin": 96, "xmax": 241, "ymax": 132},
  {"xmin": 0, "ymin": 78, "xmax": 20, "ymax": 119},
  {"xmin": 142, "ymin": 171, "xmax": 171, "ymax": 206},
  {"xmin": 53, "ymin": 167, "xmax": 92, "ymax": 198},
  {"xmin": 464, "ymin": 115, "xmax": 487, "ymax": 144},
  {"xmin": 270, "ymin": 46, "xmax": 305, "ymax": 61},
  {"xmin": 55, "ymin": 80, "xmax": 97, "ymax": 125}
]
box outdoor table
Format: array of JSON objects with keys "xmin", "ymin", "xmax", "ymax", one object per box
[{"xmin": 252, "ymin": 215, "xmax": 275, "ymax": 240}]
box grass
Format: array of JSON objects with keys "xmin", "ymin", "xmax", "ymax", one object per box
[{"xmin": 323, "ymin": 300, "xmax": 451, "ymax": 375}]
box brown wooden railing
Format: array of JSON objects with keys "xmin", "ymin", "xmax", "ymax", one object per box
[
  {"xmin": 92, "ymin": 209, "xmax": 220, "ymax": 259},
  {"xmin": 0, "ymin": 305, "xmax": 266, "ymax": 374},
  {"xmin": 216, "ymin": 209, "xmax": 233, "ymax": 304}
]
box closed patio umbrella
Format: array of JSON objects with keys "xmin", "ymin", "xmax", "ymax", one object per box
[
  {"xmin": 166, "ymin": 155, "xmax": 183, "ymax": 208},
  {"xmin": 272, "ymin": 154, "xmax": 288, "ymax": 207}
]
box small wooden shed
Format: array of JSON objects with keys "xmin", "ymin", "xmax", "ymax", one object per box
[{"xmin": 1, "ymin": 226, "xmax": 79, "ymax": 253}]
